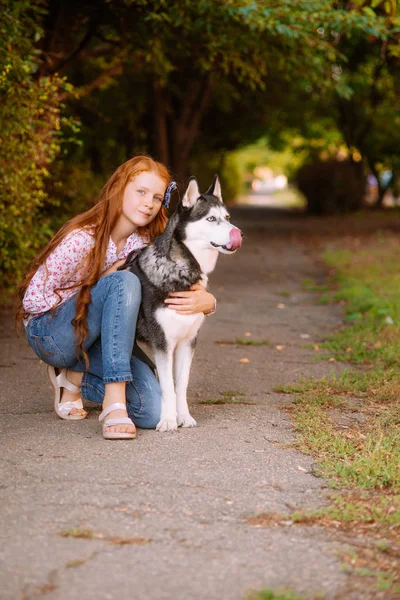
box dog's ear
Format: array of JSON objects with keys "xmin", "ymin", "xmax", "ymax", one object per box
[
  {"xmin": 205, "ymin": 175, "xmax": 222, "ymax": 203},
  {"xmin": 182, "ymin": 177, "xmax": 200, "ymax": 208}
]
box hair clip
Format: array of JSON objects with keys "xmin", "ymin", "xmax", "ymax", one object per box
[{"xmin": 163, "ymin": 181, "xmax": 177, "ymax": 208}]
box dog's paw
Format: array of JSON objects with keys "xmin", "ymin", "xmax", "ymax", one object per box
[
  {"xmin": 177, "ymin": 413, "xmax": 197, "ymax": 428},
  {"xmin": 156, "ymin": 418, "xmax": 178, "ymax": 432}
]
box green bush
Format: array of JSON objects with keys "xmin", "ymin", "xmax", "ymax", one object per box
[
  {"xmin": 0, "ymin": 1, "xmax": 77, "ymax": 292},
  {"xmin": 296, "ymin": 159, "xmax": 366, "ymax": 215}
]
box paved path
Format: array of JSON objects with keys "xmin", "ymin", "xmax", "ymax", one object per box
[{"xmin": 1, "ymin": 208, "xmax": 383, "ymax": 600}]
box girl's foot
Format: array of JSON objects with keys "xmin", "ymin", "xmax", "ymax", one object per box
[
  {"xmin": 99, "ymin": 402, "xmax": 136, "ymax": 439},
  {"xmin": 48, "ymin": 367, "xmax": 88, "ymax": 420},
  {"xmin": 63, "ymin": 370, "xmax": 87, "ymax": 418},
  {"xmin": 101, "ymin": 382, "xmax": 136, "ymax": 437}
]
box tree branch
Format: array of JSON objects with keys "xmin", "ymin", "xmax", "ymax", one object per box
[
  {"xmin": 47, "ymin": 20, "xmax": 98, "ymax": 74},
  {"xmin": 59, "ymin": 62, "xmax": 124, "ymax": 101}
]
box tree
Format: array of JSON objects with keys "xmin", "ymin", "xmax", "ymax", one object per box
[
  {"xmin": 332, "ymin": 0, "xmax": 400, "ymax": 204},
  {"xmin": 37, "ymin": 0, "xmax": 389, "ymax": 182},
  {"xmin": 258, "ymin": 1, "xmax": 400, "ymax": 210},
  {"xmin": 0, "ymin": 0, "xmax": 76, "ymax": 290}
]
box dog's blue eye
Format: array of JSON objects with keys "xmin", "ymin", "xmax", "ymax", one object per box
[{"xmin": 206, "ymin": 216, "xmax": 217, "ymax": 222}]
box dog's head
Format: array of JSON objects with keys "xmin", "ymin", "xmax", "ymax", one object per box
[{"xmin": 176, "ymin": 176, "xmax": 242, "ymax": 254}]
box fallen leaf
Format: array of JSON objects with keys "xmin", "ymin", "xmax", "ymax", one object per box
[
  {"xmin": 244, "ymin": 332, "xmax": 252, "ymax": 337},
  {"xmin": 219, "ymin": 343, "xmax": 226, "ymax": 347},
  {"xmin": 328, "ymin": 357, "xmax": 336, "ymax": 362},
  {"xmin": 346, "ymin": 347, "xmax": 352, "ymax": 353},
  {"xmin": 374, "ymin": 341, "xmax": 382, "ymax": 348},
  {"xmin": 67, "ymin": 558, "xmax": 91, "ymax": 568},
  {"xmin": 107, "ymin": 537, "xmax": 150, "ymax": 546},
  {"xmin": 275, "ymin": 345, "xmax": 286, "ymax": 351},
  {"xmin": 277, "ymin": 303, "xmax": 285, "ymax": 309},
  {"xmin": 239, "ymin": 358, "xmax": 250, "ymax": 363},
  {"xmin": 313, "ymin": 345, "xmax": 320, "ymax": 351}
]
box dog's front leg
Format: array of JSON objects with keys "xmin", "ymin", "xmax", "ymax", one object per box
[
  {"xmin": 174, "ymin": 339, "xmax": 197, "ymax": 428},
  {"xmin": 154, "ymin": 348, "xmax": 178, "ymax": 432}
]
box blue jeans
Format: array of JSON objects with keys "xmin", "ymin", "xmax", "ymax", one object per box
[{"xmin": 25, "ymin": 271, "xmax": 161, "ymax": 428}]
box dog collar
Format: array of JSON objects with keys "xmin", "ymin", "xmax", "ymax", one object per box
[{"xmin": 163, "ymin": 181, "xmax": 177, "ymax": 208}]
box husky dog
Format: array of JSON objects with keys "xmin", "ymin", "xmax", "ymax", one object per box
[{"xmin": 122, "ymin": 176, "xmax": 242, "ymax": 432}]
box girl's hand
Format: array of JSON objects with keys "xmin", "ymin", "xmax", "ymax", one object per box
[{"xmin": 164, "ymin": 283, "xmax": 216, "ymax": 315}]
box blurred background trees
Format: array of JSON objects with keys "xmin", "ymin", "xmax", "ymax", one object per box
[{"xmin": 1, "ymin": 0, "xmax": 399, "ymax": 289}]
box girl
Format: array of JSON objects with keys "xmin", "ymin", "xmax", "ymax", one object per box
[{"xmin": 16, "ymin": 156, "xmax": 216, "ymax": 440}]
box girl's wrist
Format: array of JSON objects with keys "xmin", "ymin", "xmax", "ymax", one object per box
[{"xmin": 203, "ymin": 296, "xmax": 217, "ymax": 316}]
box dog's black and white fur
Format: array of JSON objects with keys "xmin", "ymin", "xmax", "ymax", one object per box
[{"xmin": 122, "ymin": 176, "xmax": 242, "ymax": 432}]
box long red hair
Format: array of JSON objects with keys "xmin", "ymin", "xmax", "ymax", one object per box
[{"xmin": 16, "ymin": 156, "xmax": 172, "ymax": 365}]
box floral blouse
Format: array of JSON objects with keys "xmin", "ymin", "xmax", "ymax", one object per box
[{"xmin": 23, "ymin": 227, "xmax": 146, "ymax": 322}]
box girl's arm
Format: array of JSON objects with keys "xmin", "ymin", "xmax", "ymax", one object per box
[
  {"xmin": 164, "ymin": 283, "xmax": 216, "ymax": 316},
  {"xmin": 23, "ymin": 229, "xmax": 94, "ymax": 314}
]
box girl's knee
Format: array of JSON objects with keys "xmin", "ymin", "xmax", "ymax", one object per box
[
  {"xmin": 137, "ymin": 404, "xmax": 161, "ymax": 429},
  {"xmin": 107, "ymin": 270, "xmax": 142, "ymax": 300}
]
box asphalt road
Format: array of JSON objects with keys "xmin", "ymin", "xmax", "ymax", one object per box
[{"xmin": 2, "ymin": 208, "xmax": 383, "ymax": 600}]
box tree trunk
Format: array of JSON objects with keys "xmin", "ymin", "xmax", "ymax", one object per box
[
  {"xmin": 153, "ymin": 82, "xmax": 170, "ymax": 166},
  {"xmin": 369, "ymin": 164, "xmax": 387, "ymax": 207},
  {"xmin": 169, "ymin": 78, "xmax": 212, "ymax": 186}
]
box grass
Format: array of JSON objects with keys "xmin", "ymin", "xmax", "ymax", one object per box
[
  {"xmin": 316, "ymin": 238, "xmax": 400, "ymax": 366},
  {"xmin": 58, "ymin": 528, "xmax": 150, "ymax": 545},
  {"xmin": 246, "ymin": 590, "xmax": 307, "ymax": 600},
  {"xmin": 271, "ymin": 233, "xmax": 400, "ymax": 596},
  {"xmin": 289, "ymin": 379, "xmax": 400, "ymax": 491},
  {"xmin": 200, "ymin": 390, "xmax": 255, "ymax": 405},
  {"xmin": 216, "ymin": 338, "xmax": 269, "ymax": 346},
  {"xmin": 59, "ymin": 529, "xmax": 95, "ymax": 539},
  {"xmin": 247, "ymin": 492, "xmax": 400, "ymax": 596},
  {"xmin": 302, "ymin": 278, "xmax": 330, "ymax": 293},
  {"xmin": 339, "ymin": 544, "xmax": 400, "ymax": 595},
  {"xmin": 247, "ymin": 493, "xmax": 400, "ymax": 532},
  {"xmin": 236, "ymin": 338, "xmax": 270, "ymax": 346},
  {"xmin": 279, "ymin": 235, "xmax": 400, "ymax": 494}
]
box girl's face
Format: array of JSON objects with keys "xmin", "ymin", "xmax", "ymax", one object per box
[{"xmin": 120, "ymin": 171, "xmax": 166, "ymax": 232}]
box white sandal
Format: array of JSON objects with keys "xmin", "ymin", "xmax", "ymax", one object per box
[
  {"xmin": 99, "ymin": 403, "xmax": 136, "ymax": 440},
  {"xmin": 47, "ymin": 366, "xmax": 87, "ymax": 421}
]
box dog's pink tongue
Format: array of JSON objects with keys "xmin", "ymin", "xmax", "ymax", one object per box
[{"xmin": 227, "ymin": 227, "xmax": 242, "ymax": 250}]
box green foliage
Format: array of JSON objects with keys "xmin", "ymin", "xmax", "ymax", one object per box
[
  {"xmin": 0, "ymin": 0, "xmax": 396, "ymax": 287},
  {"xmin": 53, "ymin": 0, "xmax": 391, "ymax": 182},
  {"xmin": 247, "ymin": 590, "xmax": 306, "ymax": 600},
  {"xmin": 0, "ymin": 0, "xmax": 78, "ymax": 291}
]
